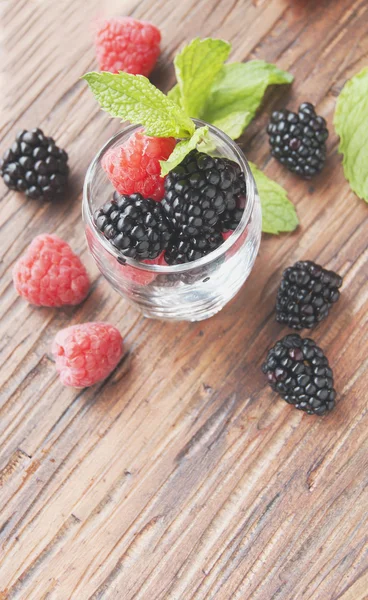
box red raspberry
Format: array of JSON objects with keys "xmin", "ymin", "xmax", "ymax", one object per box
[
  {"xmin": 222, "ymin": 227, "xmax": 249, "ymax": 243},
  {"xmin": 52, "ymin": 322, "xmax": 123, "ymax": 387},
  {"xmin": 13, "ymin": 234, "xmax": 90, "ymax": 307},
  {"xmin": 117, "ymin": 251, "xmax": 166, "ymax": 285},
  {"xmin": 95, "ymin": 17, "xmax": 161, "ymax": 76},
  {"xmin": 102, "ymin": 131, "xmax": 176, "ymax": 201},
  {"xmin": 157, "ymin": 253, "xmax": 169, "ymax": 267}
]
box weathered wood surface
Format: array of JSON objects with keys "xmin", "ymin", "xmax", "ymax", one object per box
[{"xmin": 0, "ymin": 0, "xmax": 368, "ymax": 598}]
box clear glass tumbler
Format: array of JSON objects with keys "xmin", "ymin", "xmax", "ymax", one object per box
[{"xmin": 83, "ymin": 120, "xmax": 262, "ymax": 321}]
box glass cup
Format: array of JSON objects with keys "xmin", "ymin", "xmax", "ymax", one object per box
[{"xmin": 83, "ymin": 119, "xmax": 262, "ymax": 321}]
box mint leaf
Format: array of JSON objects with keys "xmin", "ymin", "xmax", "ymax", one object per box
[
  {"xmin": 167, "ymin": 84, "xmax": 182, "ymax": 107},
  {"xmin": 167, "ymin": 90, "xmax": 250, "ymax": 141},
  {"xmin": 212, "ymin": 111, "xmax": 251, "ymax": 140},
  {"xmin": 203, "ymin": 61, "xmax": 293, "ymax": 138},
  {"xmin": 334, "ymin": 67, "xmax": 368, "ymax": 203},
  {"xmin": 249, "ymin": 162, "xmax": 298, "ymax": 234},
  {"xmin": 83, "ymin": 72, "xmax": 195, "ymax": 138},
  {"xmin": 174, "ymin": 38, "xmax": 231, "ymax": 119},
  {"xmin": 160, "ymin": 126, "xmax": 210, "ymax": 176},
  {"xmin": 196, "ymin": 135, "xmax": 216, "ymax": 155}
]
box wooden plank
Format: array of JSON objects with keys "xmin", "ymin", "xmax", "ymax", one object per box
[{"xmin": 0, "ymin": 0, "xmax": 367, "ymax": 598}]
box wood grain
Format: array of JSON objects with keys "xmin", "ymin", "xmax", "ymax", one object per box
[{"xmin": 0, "ymin": 0, "xmax": 368, "ymax": 598}]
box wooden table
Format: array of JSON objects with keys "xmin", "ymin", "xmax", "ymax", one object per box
[{"xmin": 1, "ymin": 0, "xmax": 368, "ymax": 598}]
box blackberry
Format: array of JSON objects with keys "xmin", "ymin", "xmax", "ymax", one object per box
[
  {"xmin": 164, "ymin": 230, "xmax": 223, "ymax": 265},
  {"xmin": 276, "ymin": 261, "xmax": 342, "ymax": 330},
  {"xmin": 219, "ymin": 160, "xmax": 246, "ymax": 232},
  {"xmin": 0, "ymin": 128, "xmax": 69, "ymax": 199},
  {"xmin": 94, "ymin": 192, "xmax": 172, "ymax": 260},
  {"xmin": 262, "ymin": 334, "xmax": 336, "ymax": 416},
  {"xmin": 163, "ymin": 150, "xmax": 246, "ymax": 236},
  {"xmin": 267, "ymin": 102, "xmax": 328, "ymax": 178}
]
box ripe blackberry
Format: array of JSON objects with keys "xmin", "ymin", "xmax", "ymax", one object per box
[
  {"xmin": 164, "ymin": 230, "xmax": 223, "ymax": 265},
  {"xmin": 276, "ymin": 261, "xmax": 342, "ymax": 330},
  {"xmin": 94, "ymin": 192, "xmax": 172, "ymax": 260},
  {"xmin": 162, "ymin": 150, "xmax": 246, "ymax": 236},
  {"xmin": 267, "ymin": 102, "xmax": 328, "ymax": 178},
  {"xmin": 262, "ymin": 334, "xmax": 336, "ymax": 416},
  {"xmin": 219, "ymin": 159, "xmax": 246, "ymax": 232},
  {"xmin": 0, "ymin": 128, "xmax": 69, "ymax": 199}
]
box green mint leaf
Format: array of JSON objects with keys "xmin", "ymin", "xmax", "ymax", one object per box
[
  {"xmin": 83, "ymin": 71, "xmax": 195, "ymax": 138},
  {"xmin": 196, "ymin": 135, "xmax": 217, "ymax": 155},
  {"xmin": 249, "ymin": 162, "xmax": 298, "ymax": 235},
  {"xmin": 212, "ymin": 111, "xmax": 251, "ymax": 140},
  {"xmin": 160, "ymin": 126, "xmax": 210, "ymax": 176},
  {"xmin": 334, "ymin": 67, "xmax": 368, "ymax": 203},
  {"xmin": 174, "ymin": 38, "xmax": 231, "ymax": 119},
  {"xmin": 202, "ymin": 61, "xmax": 293, "ymax": 138},
  {"xmin": 167, "ymin": 84, "xmax": 182, "ymax": 107}
]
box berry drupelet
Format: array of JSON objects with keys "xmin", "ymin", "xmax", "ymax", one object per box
[
  {"xmin": 162, "ymin": 150, "xmax": 246, "ymax": 237},
  {"xmin": 165, "ymin": 230, "xmax": 223, "ymax": 265},
  {"xmin": 276, "ymin": 261, "xmax": 343, "ymax": 330},
  {"xmin": 262, "ymin": 334, "xmax": 336, "ymax": 416},
  {"xmin": 0, "ymin": 129, "xmax": 69, "ymax": 200},
  {"xmin": 267, "ymin": 102, "xmax": 328, "ymax": 178},
  {"xmin": 94, "ymin": 192, "xmax": 172, "ymax": 260}
]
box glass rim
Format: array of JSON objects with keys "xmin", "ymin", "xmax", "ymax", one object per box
[{"xmin": 83, "ymin": 119, "xmax": 257, "ymax": 274}]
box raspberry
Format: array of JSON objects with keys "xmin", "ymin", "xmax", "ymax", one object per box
[
  {"xmin": 95, "ymin": 17, "xmax": 161, "ymax": 76},
  {"xmin": 262, "ymin": 334, "xmax": 336, "ymax": 416},
  {"xmin": 116, "ymin": 252, "xmax": 165, "ymax": 285},
  {"xmin": 13, "ymin": 234, "xmax": 90, "ymax": 307},
  {"xmin": 102, "ymin": 132, "xmax": 175, "ymax": 201},
  {"xmin": 52, "ymin": 323, "xmax": 123, "ymax": 387}
]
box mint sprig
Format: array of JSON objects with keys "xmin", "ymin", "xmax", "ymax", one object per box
[
  {"xmin": 334, "ymin": 67, "xmax": 368, "ymax": 203},
  {"xmin": 83, "ymin": 72, "xmax": 195, "ymax": 138},
  {"xmin": 84, "ymin": 41, "xmax": 298, "ymax": 238},
  {"xmin": 249, "ymin": 162, "xmax": 299, "ymax": 234}
]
